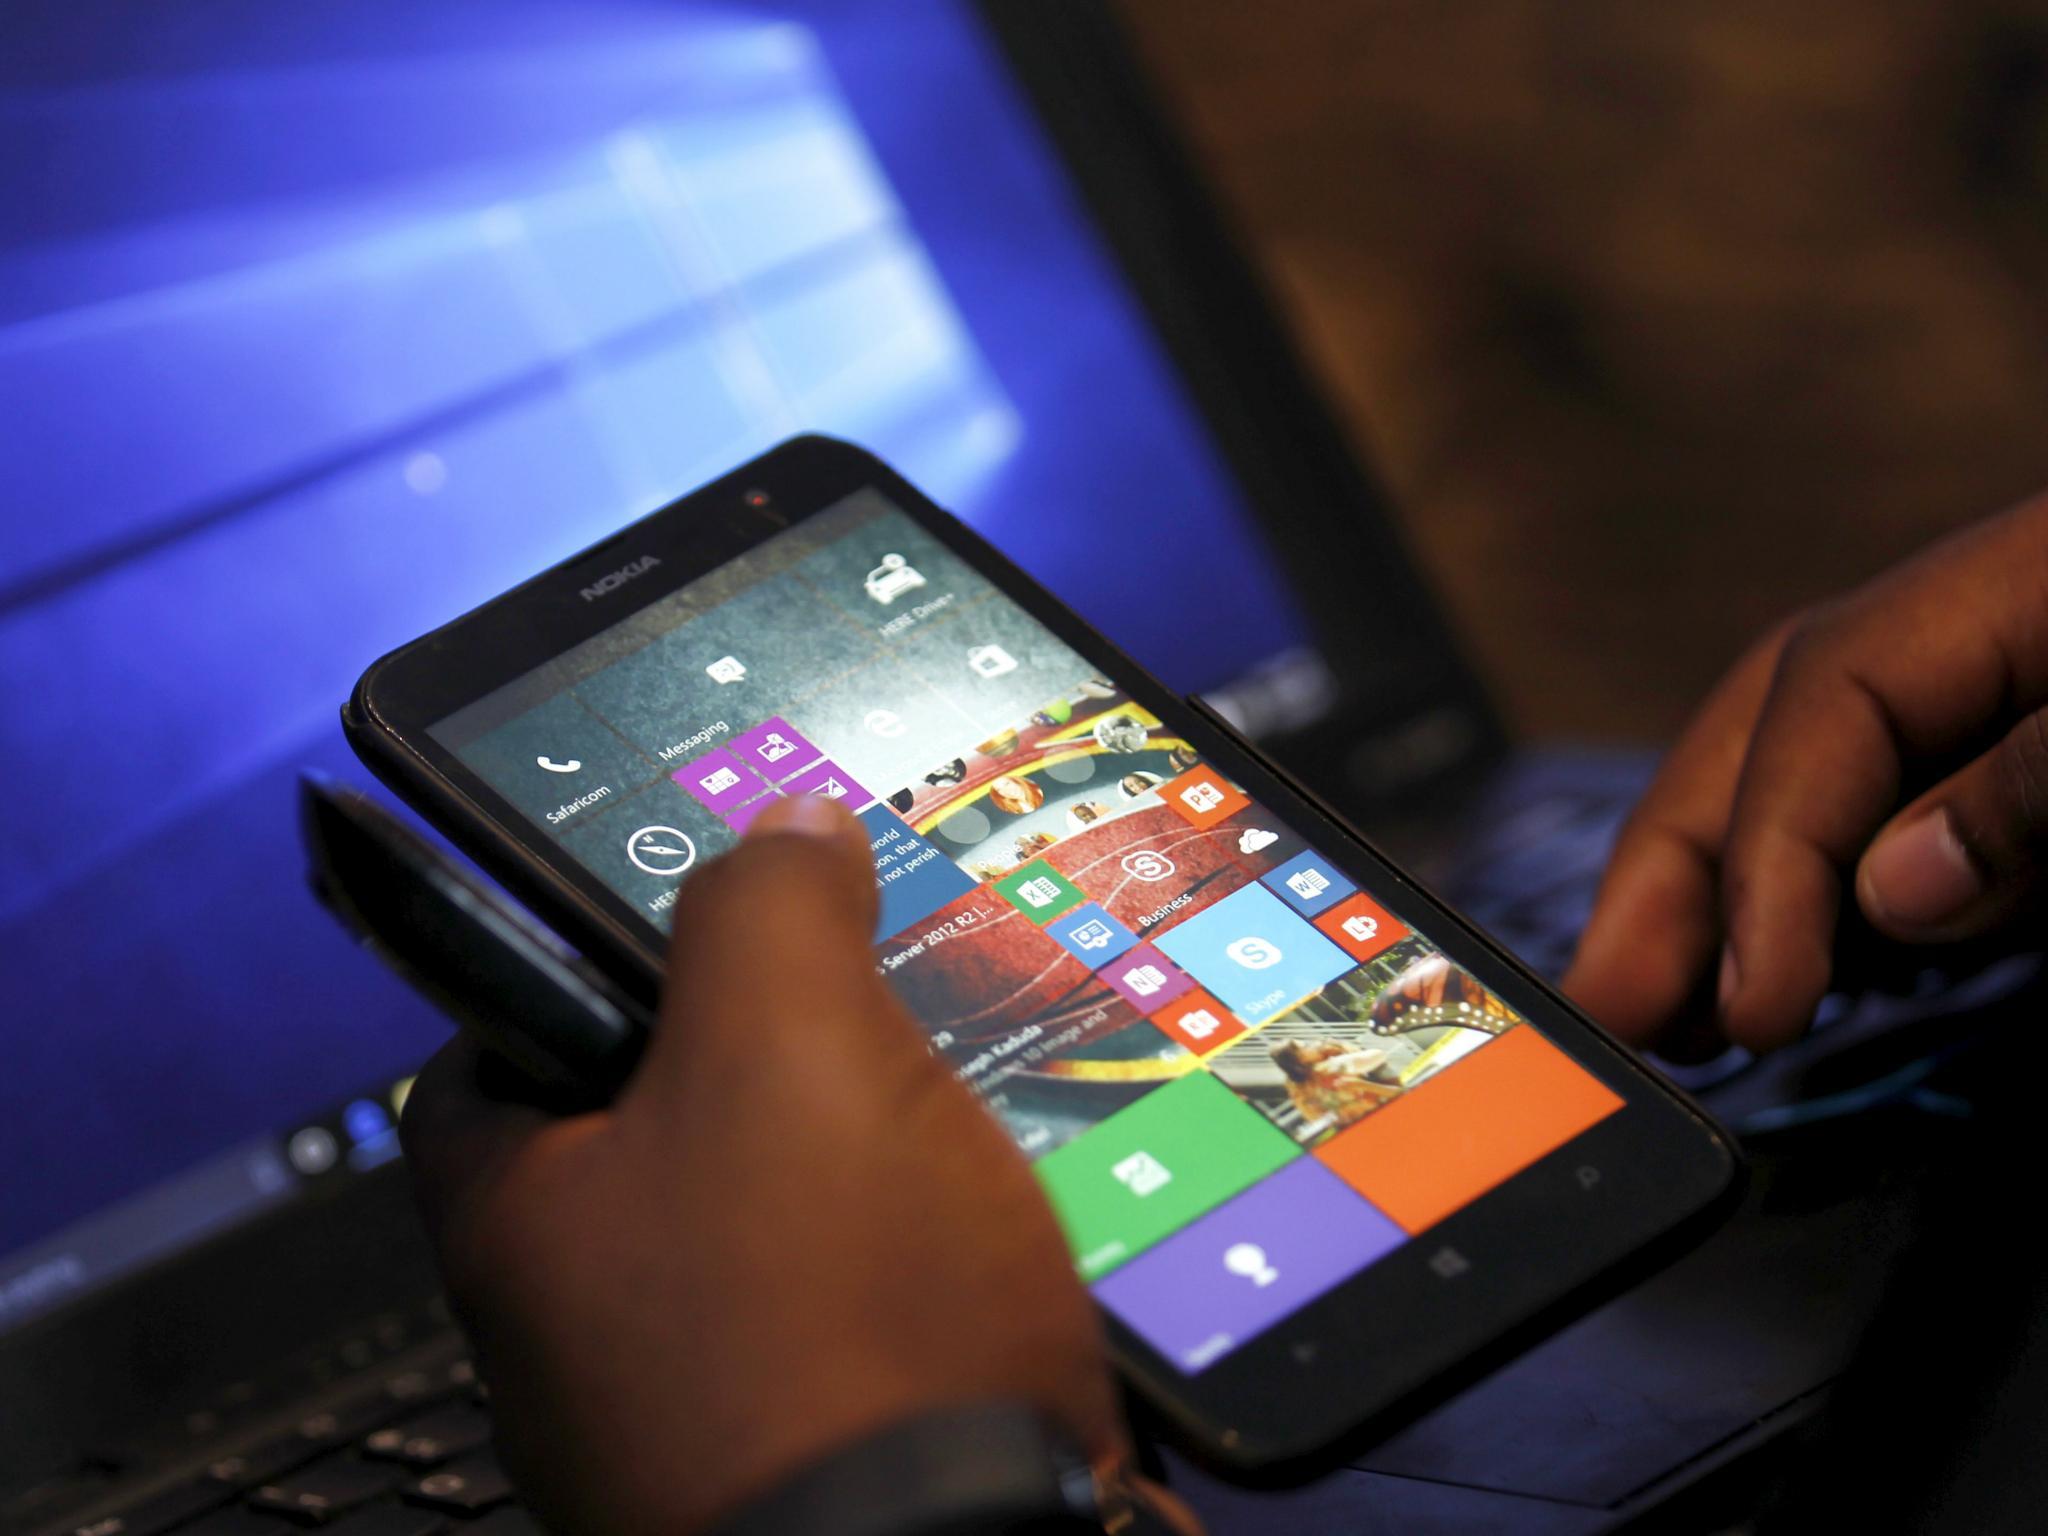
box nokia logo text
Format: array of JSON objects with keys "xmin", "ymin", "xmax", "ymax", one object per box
[{"xmin": 579, "ymin": 555, "xmax": 662, "ymax": 602}]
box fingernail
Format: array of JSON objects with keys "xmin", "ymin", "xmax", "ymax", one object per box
[
  {"xmin": 1716, "ymin": 945, "xmax": 1740, "ymax": 1015},
  {"xmin": 745, "ymin": 793, "xmax": 850, "ymax": 840},
  {"xmin": 1861, "ymin": 807, "xmax": 1983, "ymax": 933}
]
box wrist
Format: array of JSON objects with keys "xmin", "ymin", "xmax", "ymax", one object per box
[{"xmin": 694, "ymin": 1400, "xmax": 1102, "ymax": 1536}]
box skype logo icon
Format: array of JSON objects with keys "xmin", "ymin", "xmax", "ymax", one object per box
[{"xmin": 1225, "ymin": 936, "xmax": 1283, "ymax": 971}]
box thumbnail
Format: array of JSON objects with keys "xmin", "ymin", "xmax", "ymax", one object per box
[
  {"xmin": 1203, "ymin": 939, "xmax": 1521, "ymax": 1148},
  {"xmin": 883, "ymin": 679, "xmax": 1309, "ymax": 940},
  {"xmin": 884, "ymin": 681, "xmax": 1276, "ymax": 879}
]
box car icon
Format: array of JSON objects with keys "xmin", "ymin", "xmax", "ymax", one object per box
[{"xmin": 864, "ymin": 553, "xmax": 927, "ymax": 605}]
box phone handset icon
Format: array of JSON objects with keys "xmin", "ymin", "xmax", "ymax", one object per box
[{"xmin": 536, "ymin": 755, "xmax": 583, "ymax": 774}]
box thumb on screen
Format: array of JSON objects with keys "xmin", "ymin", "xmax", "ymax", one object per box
[{"xmin": 623, "ymin": 794, "xmax": 909, "ymax": 1109}]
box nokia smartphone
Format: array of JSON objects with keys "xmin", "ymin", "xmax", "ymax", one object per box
[{"xmin": 344, "ymin": 435, "xmax": 1739, "ymax": 1473}]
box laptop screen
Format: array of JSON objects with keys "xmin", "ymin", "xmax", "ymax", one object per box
[{"xmin": 0, "ymin": 0, "xmax": 1327, "ymax": 1330}]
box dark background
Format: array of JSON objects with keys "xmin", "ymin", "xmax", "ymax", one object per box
[{"xmin": 1122, "ymin": 0, "xmax": 2048, "ymax": 740}]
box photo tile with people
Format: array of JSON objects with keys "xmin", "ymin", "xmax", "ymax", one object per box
[{"xmin": 1204, "ymin": 939, "xmax": 1521, "ymax": 1148}]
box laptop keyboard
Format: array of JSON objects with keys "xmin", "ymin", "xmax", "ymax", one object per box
[{"xmin": 34, "ymin": 1316, "xmax": 540, "ymax": 1536}]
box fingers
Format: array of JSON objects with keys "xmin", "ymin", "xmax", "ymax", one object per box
[
  {"xmin": 1714, "ymin": 504, "xmax": 2048, "ymax": 1050},
  {"xmin": 1858, "ymin": 706, "xmax": 2048, "ymax": 940},
  {"xmin": 626, "ymin": 795, "xmax": 902, "ymax": 1109},
  {"xmin": 398, "ymin": 1033, "xmax": 555, "ymax": 1236},
  {"xmin": 1563, "ymin": 621, "xmax": 1792, "ymax": 1044}
]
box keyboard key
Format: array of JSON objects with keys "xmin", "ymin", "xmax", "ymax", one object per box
[
  {"xmin": 362, "ymin": 1405, "xmax": 492, "ymax": 1468},
  {"xmin": 295, "ymin": 1397, "xmax": 400, "ymax": 1452},
  {"xmin": 405, "ymin": 1454, "xmax": 513, "ymax": 1515},
  {"xmin": 251, "ymin": 1456, "xmax": 402, "ymax": 1525},
  {"xmin": 206, "ymin": 1435, "xmax": 325, "ymax": 1489},
  {"xmin": 323, "ymin": 1506, "xmax": 450, "ymax": 1536},
  {"xmin": 70, "ymin": 1479, "xmax": 232, "ymax": 1536}
]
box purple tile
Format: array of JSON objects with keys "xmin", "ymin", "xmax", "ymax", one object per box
[
  {"xmin": 729, "ymin": 717, "xmax": 822, "ymax": 784},
  {"xmin": 1101, "ymin": 943, "xmax": 1194, "ymax": 1011},
  {"xmin": 781, "ymin": 756, "xmax": 874, "ymax": 810},
  {"xmin": 1093, "ymin": 1160, "xmax": 1405, "ymax": 1374},
  {"xmin": 722, "ymin": 792, "xmax": 782, "ymax": 834},
  {"xmin": 671, "ymin": 747, "xmax": 763, "ymax": 814}
]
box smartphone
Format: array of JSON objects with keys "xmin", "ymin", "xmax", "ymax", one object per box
[{"xmin": 346, "ymin": 435, "xmax": 1740, "ymax": 1474}]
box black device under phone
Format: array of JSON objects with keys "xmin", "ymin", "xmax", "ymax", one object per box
[{"xmin": 344, "ymin": 435, "xmax": 1740, "ymax": 1476}]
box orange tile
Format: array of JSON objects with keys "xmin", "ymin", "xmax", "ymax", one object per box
[
  {"xmin": 1159, "ymin": 764, "xmax": 1249, "ymax": 829},
  {"xmin": 1150, "ymin": 987, "xmax": 1246, "ymax": 1055},
  {"xmin": 1314, "ymin": 1025, "xmax": 1623, "ymax": 1234},
  {"xmin": 1312, "ymin": 892, "xmax": 1408, "ymax": 962}
]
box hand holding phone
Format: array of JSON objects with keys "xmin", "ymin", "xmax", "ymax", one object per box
[
  {"xmin": 347, "ymin": 436, "xmax": 1739, "ymax": 1471},
  {"xmin": 398, "ymin": 791, "xmax": 1157, "ymax": 1534}
]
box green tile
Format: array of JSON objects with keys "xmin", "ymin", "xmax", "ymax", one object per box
[
  {"xmin": 1034, "ymin": 1071, "xmax": 1300, "ymax": 1279},
  {"xmin": 993, "ymin": 858, "xmax": 1086, "ymax": 924}
]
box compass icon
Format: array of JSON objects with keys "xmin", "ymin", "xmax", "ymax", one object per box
[{"xmin": 625, "ymin": 825, "xmax": 696, "ymax": 877}]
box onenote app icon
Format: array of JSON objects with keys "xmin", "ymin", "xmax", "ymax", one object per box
[{"xmin": 1124, "ymin": 963, "xmax": 1169, "ymax": 996}]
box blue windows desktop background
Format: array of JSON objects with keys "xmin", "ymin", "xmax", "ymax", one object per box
[{"xmin": 0, "ymin": 0, "xmax": 1310, "ymax": 1263}]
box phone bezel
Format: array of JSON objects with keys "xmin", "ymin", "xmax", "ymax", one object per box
[{"xmin": 348, "ymin": 434, "xmax": 1742, "ymax": 1476}]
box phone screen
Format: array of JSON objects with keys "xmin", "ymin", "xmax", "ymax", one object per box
[{"xmin": 428, "ymin": 489, "xmax": 1625, "ymax": 1377}]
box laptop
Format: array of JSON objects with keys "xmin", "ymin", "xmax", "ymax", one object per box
[{"xmin": 4, "ymin": 4, "xmax": 2033, "ymax": 1532}]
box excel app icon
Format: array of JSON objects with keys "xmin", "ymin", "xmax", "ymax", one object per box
[{"xmin": 993, "ymin": 859, "xmax": 1085, "ymax": 925}]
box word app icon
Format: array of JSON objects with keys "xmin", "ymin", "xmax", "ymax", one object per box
[
  {"xmin": 626, "ymin": 826, "xmax": 696, "ymax": 877},
  {"xmin": 966, "ymin": 644, "xmax": 1018, "ymax": 678},
  {"xmin": 1121, "ymin": 963, "xmax": 1169, "ymax": 997},
  {"xmin": 1225, "ymin": 936, "xmax": 1283, "ymax": 971},
  {"xmin": 1224, "ymin": 1242, "xmax": 1279, "ymax": 1287},
  {"xmin": 1343, "ymin": 913, "xmax": 1379, "ymax": 943},
  {"xmin": 1120, "ymin": 849, "xmax": 1176, "ymax": 882},
  {"xmin": 697, "ymin": 766, "xmax": 742, "ymax": 797},
  {"xmin": 1016, "ymin": 876, "xmax": 1064, "ymax": 909},
  {"xmin": 1179, "ymin": 782, "xmax": 1224, "ymax": 815},
  {"xmin": 535, "ymin": 755, "xmax": 581, "ymax": 774},
  {"xmin": 705, "ymin": 655, "xmax": 747, "ymax": 685},
  {"xmin": 1112, "ymin": 1151, "xmax": 1172, "ymax": 1198},
  {"xmin": 1285, "ymin": 868, "xmax": 1331, "ymax": 901},
  {"xmin": 865, "ymin": 552, "xmax": 926, "ymax": 605}
]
